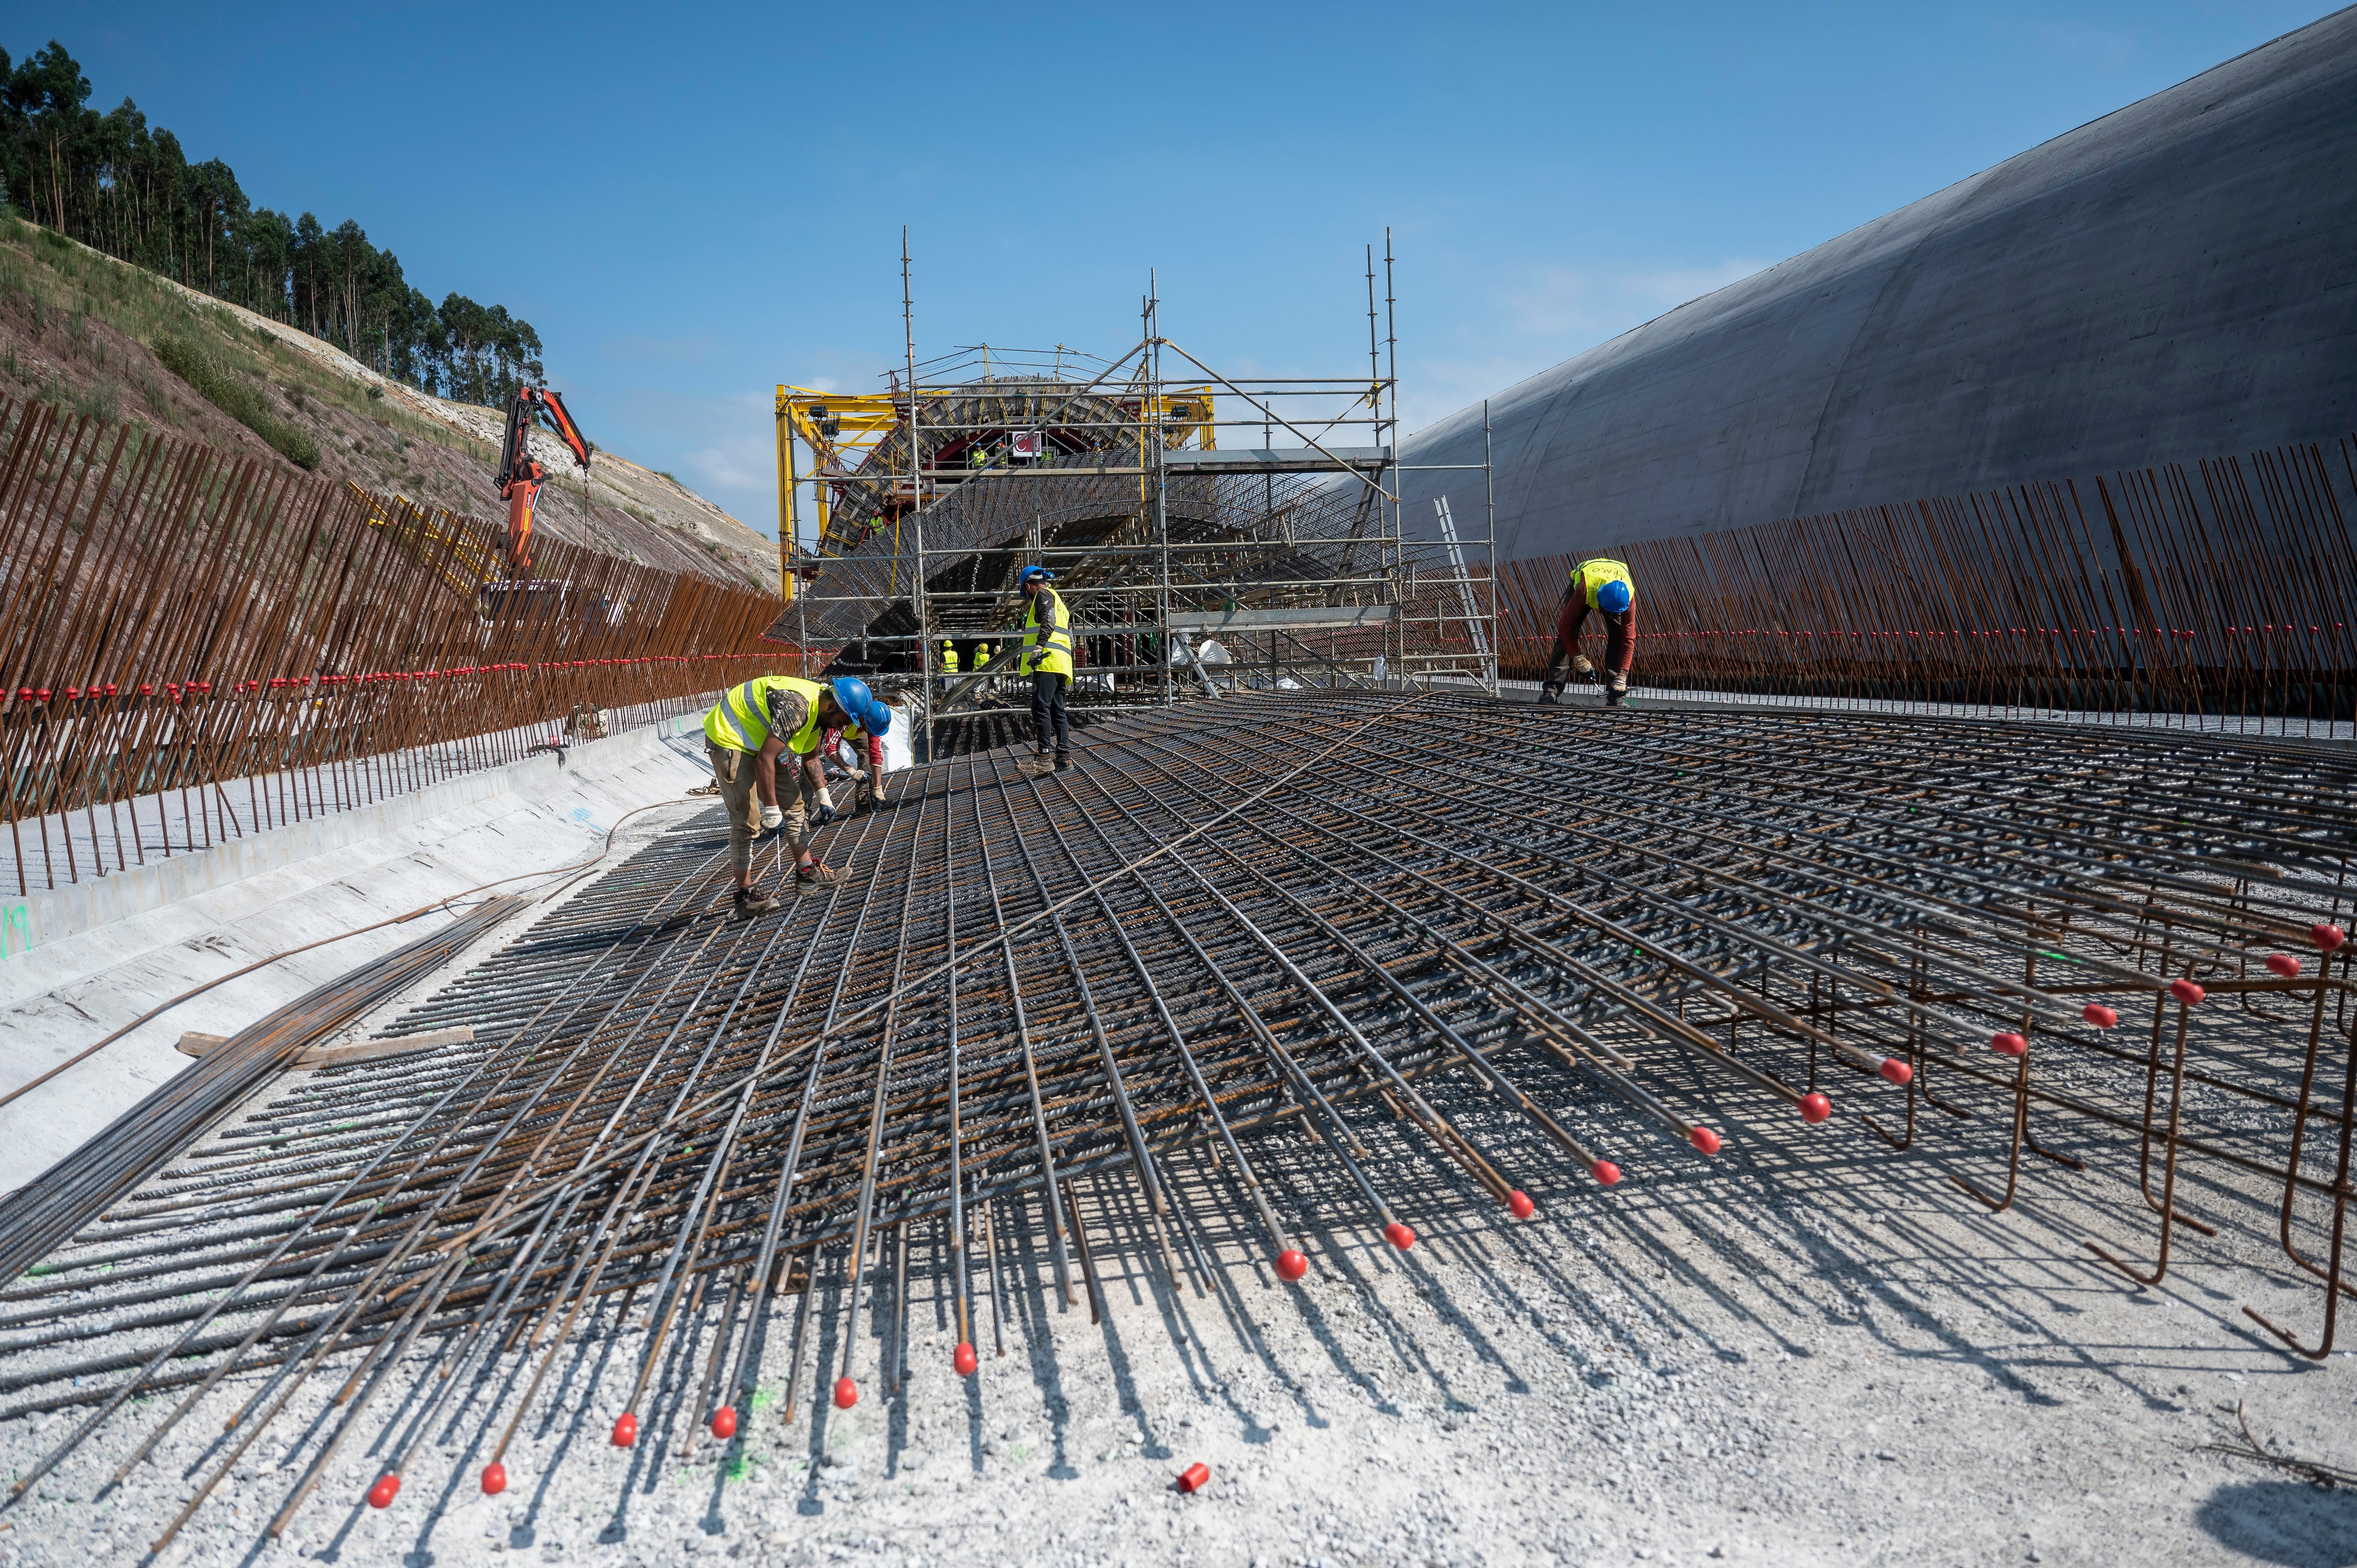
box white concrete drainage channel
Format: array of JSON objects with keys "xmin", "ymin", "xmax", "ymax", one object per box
[{"xmin": 0, "ymin": 714, "xmax": 721, "ymax": 1199}]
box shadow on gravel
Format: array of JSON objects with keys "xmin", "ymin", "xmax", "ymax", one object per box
[{"xmin": 2194, "ymin": 1480, "xmax": 2357, "ymax": 1567}]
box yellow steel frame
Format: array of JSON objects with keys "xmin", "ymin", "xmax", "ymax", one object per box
[
  {"xmin": 348, "ymin": 481, "xmax": 500, "ymax": 598},
  {"xmin": 774, "ymin": 383, "xmax": 1215, "ymax": 599}
]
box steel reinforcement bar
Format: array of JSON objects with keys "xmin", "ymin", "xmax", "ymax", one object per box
[
  {"xmin": 1496, "ymin": 431, "xmax": 2357, "ymax": 730},
  {"xmin": 0, "ymin": 395, "xmax": 804, "ymax": 895},
  {"xmin": 0, "ymin": 690, "xmax": 2351, "ymax": 1549}
]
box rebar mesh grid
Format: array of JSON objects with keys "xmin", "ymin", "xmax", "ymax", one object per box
[{"xmin": 1, "ymin": 691, "xmax": 2350, "ymax": 1549}]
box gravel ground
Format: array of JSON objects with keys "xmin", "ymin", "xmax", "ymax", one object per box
[{"xmin": 1, "ymin": 1043, "xmax": 2352, "ymax": 1568}]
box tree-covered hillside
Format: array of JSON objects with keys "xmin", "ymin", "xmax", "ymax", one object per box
[{"xmin": 0, "ymin": 39, "xmax": 545, "ymax": 407}]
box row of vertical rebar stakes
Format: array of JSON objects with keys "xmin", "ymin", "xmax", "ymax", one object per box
[
  {"xmin": 1496, "ymin": 430, "xmax": 2357, "ymax": 731},
  {"xmin": 0, "ymin": 690, "xmax": 2351, "ymax": 1551},
  {"xmin": 0, "ymin": 391, "xmax": 802, "ymax": 894}
]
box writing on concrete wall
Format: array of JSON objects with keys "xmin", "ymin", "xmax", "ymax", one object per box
[{"xmin": 1, "ymin": 903, "xmax": 28, "ymax": 960}]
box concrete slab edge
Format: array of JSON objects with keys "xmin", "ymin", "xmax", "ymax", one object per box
[{"xmin": 9, "ymin": 711, "xmax": 712, "ymax": 950}]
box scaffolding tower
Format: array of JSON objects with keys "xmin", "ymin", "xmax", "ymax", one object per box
[{"xmin": 768, "ymin": 238, "xmax": 1497, "ymax": 759}]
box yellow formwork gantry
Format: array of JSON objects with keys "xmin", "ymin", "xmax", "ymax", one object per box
[{"xmin": 772, "ymin": 383, "xmax": 1215, "ymax": 602}]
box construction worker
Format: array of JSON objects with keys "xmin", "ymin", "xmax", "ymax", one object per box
[
  {"xmin": 940, "ymin": 639, "xmax": 960, "ymax": 675},
  {"xmin": 1016, "ymin": 566, "xmax": 1075, "ymax": 775},
  {"xmin": 1544, "ymin": 557, "xmax": 1636, "ymax": 707},
  {"xmin": 821, "ymin": 719, "xmax": 887, "ymax": 813},
  {"xmin": 702, "ymin": 674, "xmax": 894, "ymax": 915}
]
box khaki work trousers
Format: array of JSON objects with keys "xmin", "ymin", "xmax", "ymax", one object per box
[{"xmin": 708, "ymin": 743, "xmax": 816, "ymax": 878}]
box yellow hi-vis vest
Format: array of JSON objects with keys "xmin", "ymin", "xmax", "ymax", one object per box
[
  {"xmin": 1573, "ymin": 557, "xmax": 1633, "ymax": 609},
  {"xmin": 1022, "ymin": 587, "xmax": 1075, "ymax": 678},
  {"xmin": 940, "ymin": 642, "xmax": 960, "ymax": 673},
  {"xmin": 703, "ymin": 675, "xmax": 826, "ymax": 755}
]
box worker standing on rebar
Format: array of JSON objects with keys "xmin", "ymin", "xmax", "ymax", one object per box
[
  {"xmin": 940, "ymin": 638, "xmax": 959, "ymax": 696},
  {"xmin": 1016, "ymin": 566, "xmax": 1075, "ymax": 775},
  {"xmin": 702, "ymin": 674, "xmax": 893, "ymax": 914},
  {"xmin": 1544, "ymin": 557, "xmax": 1637, "ymax": 708}
]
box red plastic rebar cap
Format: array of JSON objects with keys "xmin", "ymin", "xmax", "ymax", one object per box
[
  {"xmin": 2265, "ymin": 953, "xmax": 2302, "ymax": 979},
  {"xmin": 2082, "ymin": 1003, "xmax": 2119, "ymax": 1030},
  {"xmin": 2169, "ymin": 978, "xmax": 2206, "ymax": 1006},
  {"xmin": 1593, "ymin": 1161, "xmax": 1623, "ymax": 1187},
  {"xmin": 1990, "ymin": 1032, "xmax": 2028, "ymax": 1057},
  {"xmin": 1689, "ymin": 1126, "xmax": 1722, "ymax": 1155},
  {"xmin": 366, "ymin": 1474, "xmax": 400, "ymax": 1509},
  {"xmin": 1384, "ymin": 1221, "xmax": 1416, "ymax": 1251},
  {"xmin": 1177, "ymin": 1461, "xmax": 1211, "ymax": 1494},
  {"xmin": 610, "ymin": 1412, "xmax": 638, "ymax": 1448},
  {"xmin": 1878, "ymin": 1057, "xmax": 1914, "ymax": 1086},
  {"xmin": 2313, "ymin": 923, "xmax": 2347, "ymax": 953},
  {"xmin": 1798, "ymin": 1093, "xmax": 1833, "ymax": 1124},
  {"xmin": 1274, "ymin": 1249, "xmax": 1309, "ymax": 1282},
  {"xmin": 480, "ymin": 1462, "xmax": 507, "ymax": 1496},
  {"xmin": 1508, "ymin": 1190, "xmax": 1537, "ymax": 1218},
  {"xmin": 711, "ymin": 1405, "xmax": 738, "ymax": 1440},
  {"xmin": 833, "ymin": 1377, "xmax": 859, "ymax": 1410},
  {"xmin": 954, "ymin": 1341, "xmax": 979, "ymax": 1376}
]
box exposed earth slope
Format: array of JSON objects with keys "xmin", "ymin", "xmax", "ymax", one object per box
[{"xmin": 0, "ymin": 215, "xmax": 776, "ymax": 588}]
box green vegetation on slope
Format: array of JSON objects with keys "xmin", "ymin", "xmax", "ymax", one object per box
[
  {"xmin": 152, "ymin": 333, "xmax": 319, "ymax": 470},
  {"xmin": 0, "ymin": 211, "xmax": 486, "ymax": 487},
  {"xmin": 0, "ymin": 38, "xmax": 549, "ymax": 408}
]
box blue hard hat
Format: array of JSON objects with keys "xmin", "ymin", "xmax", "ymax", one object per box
[
  {"xmin": 1597, "ymin": 579, "xmax": 1632, "ymax": 614},
  {"xmin": 829, "ymin": 675, "xmax": 892, "ymax": 737},
  {"xmin": 1021, "ymin": 566, "xmax": 1054, "ymax": 585}
]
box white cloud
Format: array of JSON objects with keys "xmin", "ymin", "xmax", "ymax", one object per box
[
  {"xmin": 1505, "ymin": 267, "xmax": 1611, "ymax": 336},
  {"xmin": 2029, "ymin": 20, "xmax": 2140, "ymax": 73},
  {"xmin": 1398, "ymin": 355, "xmax": 1558, "ymax": 437},
  {"xmin": 1621, "ymin": 259, "xmax": 1769, "ymax": 311},
  {"xmin": 1508, "ymin": 257, "xmax": 1769, "ymax": 341}
]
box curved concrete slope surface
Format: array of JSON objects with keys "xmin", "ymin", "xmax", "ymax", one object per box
[{"xmin": 1401, "ymin": 7, "xmax": 2357, "ymax": 562}]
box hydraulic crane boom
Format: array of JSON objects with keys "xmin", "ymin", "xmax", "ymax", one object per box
[{"xmin": 497, "ymin": 386, "xmax": 591, "ymax": 577}]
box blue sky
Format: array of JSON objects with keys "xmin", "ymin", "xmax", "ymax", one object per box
[{"xmin": 25, "ymin": 1, "xmax": 2339, "ymax": 535}]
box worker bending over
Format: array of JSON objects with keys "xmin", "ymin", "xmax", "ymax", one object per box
[
  {"xmin": 1016, "ymin": 566, "xmax": 1075, "ymax": 775},
  {"xmin": 702, "ymin": 674, "xmax": 893, "ymax": 915},
  {"xmin": 1545, "ymin": 557, "xmax": 1636, "ymax": 707},
  {"xmin": 821, "ymin": 718, "xmax": 886, "ymax": 813}
]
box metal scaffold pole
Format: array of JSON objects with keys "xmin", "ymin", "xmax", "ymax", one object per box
[
  {"xmin": 772, "ymin": 239, "xmax": 1472, "ymax": 726},
  {"xmin": 903, "ymin": 229, "xmax": 932, "ymax": 762}
]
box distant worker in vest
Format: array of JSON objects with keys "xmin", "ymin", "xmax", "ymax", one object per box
[
  {"xmin": 940, "ymin": 639, "xmax": 959, "ymax": 692},
  {"xmin": 702, "ymin": 674, "xmax": 894, "ymax": 915},
  {"xmin": 1016, "ymin": 566, "xmax": 1076, "ymax": 775},
  {"xmin": 1543, "ymin": 557, "xmax": 1637, "ymax": 708}
]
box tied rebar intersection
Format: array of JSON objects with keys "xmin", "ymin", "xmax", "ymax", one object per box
[{"xmin": 1, "ymin": 690, "xmax": 2352, "ymax": 1549}]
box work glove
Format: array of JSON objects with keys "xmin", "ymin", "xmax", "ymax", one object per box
[
  {"xmin": 1571, "ymin": 654, "xmax": 1594, "ymax": 678},
  {"xmin": 759, "ymin": 803, "xmax": 783, "ymax": 832},
  {"xmin": 810, "ymin": 787, "xmax": 837, "ymax": 829}
]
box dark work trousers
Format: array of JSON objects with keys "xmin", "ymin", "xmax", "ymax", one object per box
[
  {"xmin": 1549, "ymin": 599, "xmax": 1637, "ymax": 680},
  {"xmin": 1030, "ymin": 672, "xmax": 1071, "ymax": 754}
]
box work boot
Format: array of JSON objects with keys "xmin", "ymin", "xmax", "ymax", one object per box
[
  {"xmin": 1054, "ymin": 750, "xmax": 1073, "ymax": 773},
  {"xmin": 1541, "ymin": 683, "xmax": 1563, "ymax": 706},
  {"xmin": 1017, "ymin": 754, "xmax": 1056, "ymax": 778},
  {"xmin": 732, "ymin": 885, "xmax": 781, "ymax": 919},
  {"xmin": 795, "ymin": 859, "xmax": 845, "ymax": 887}
]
